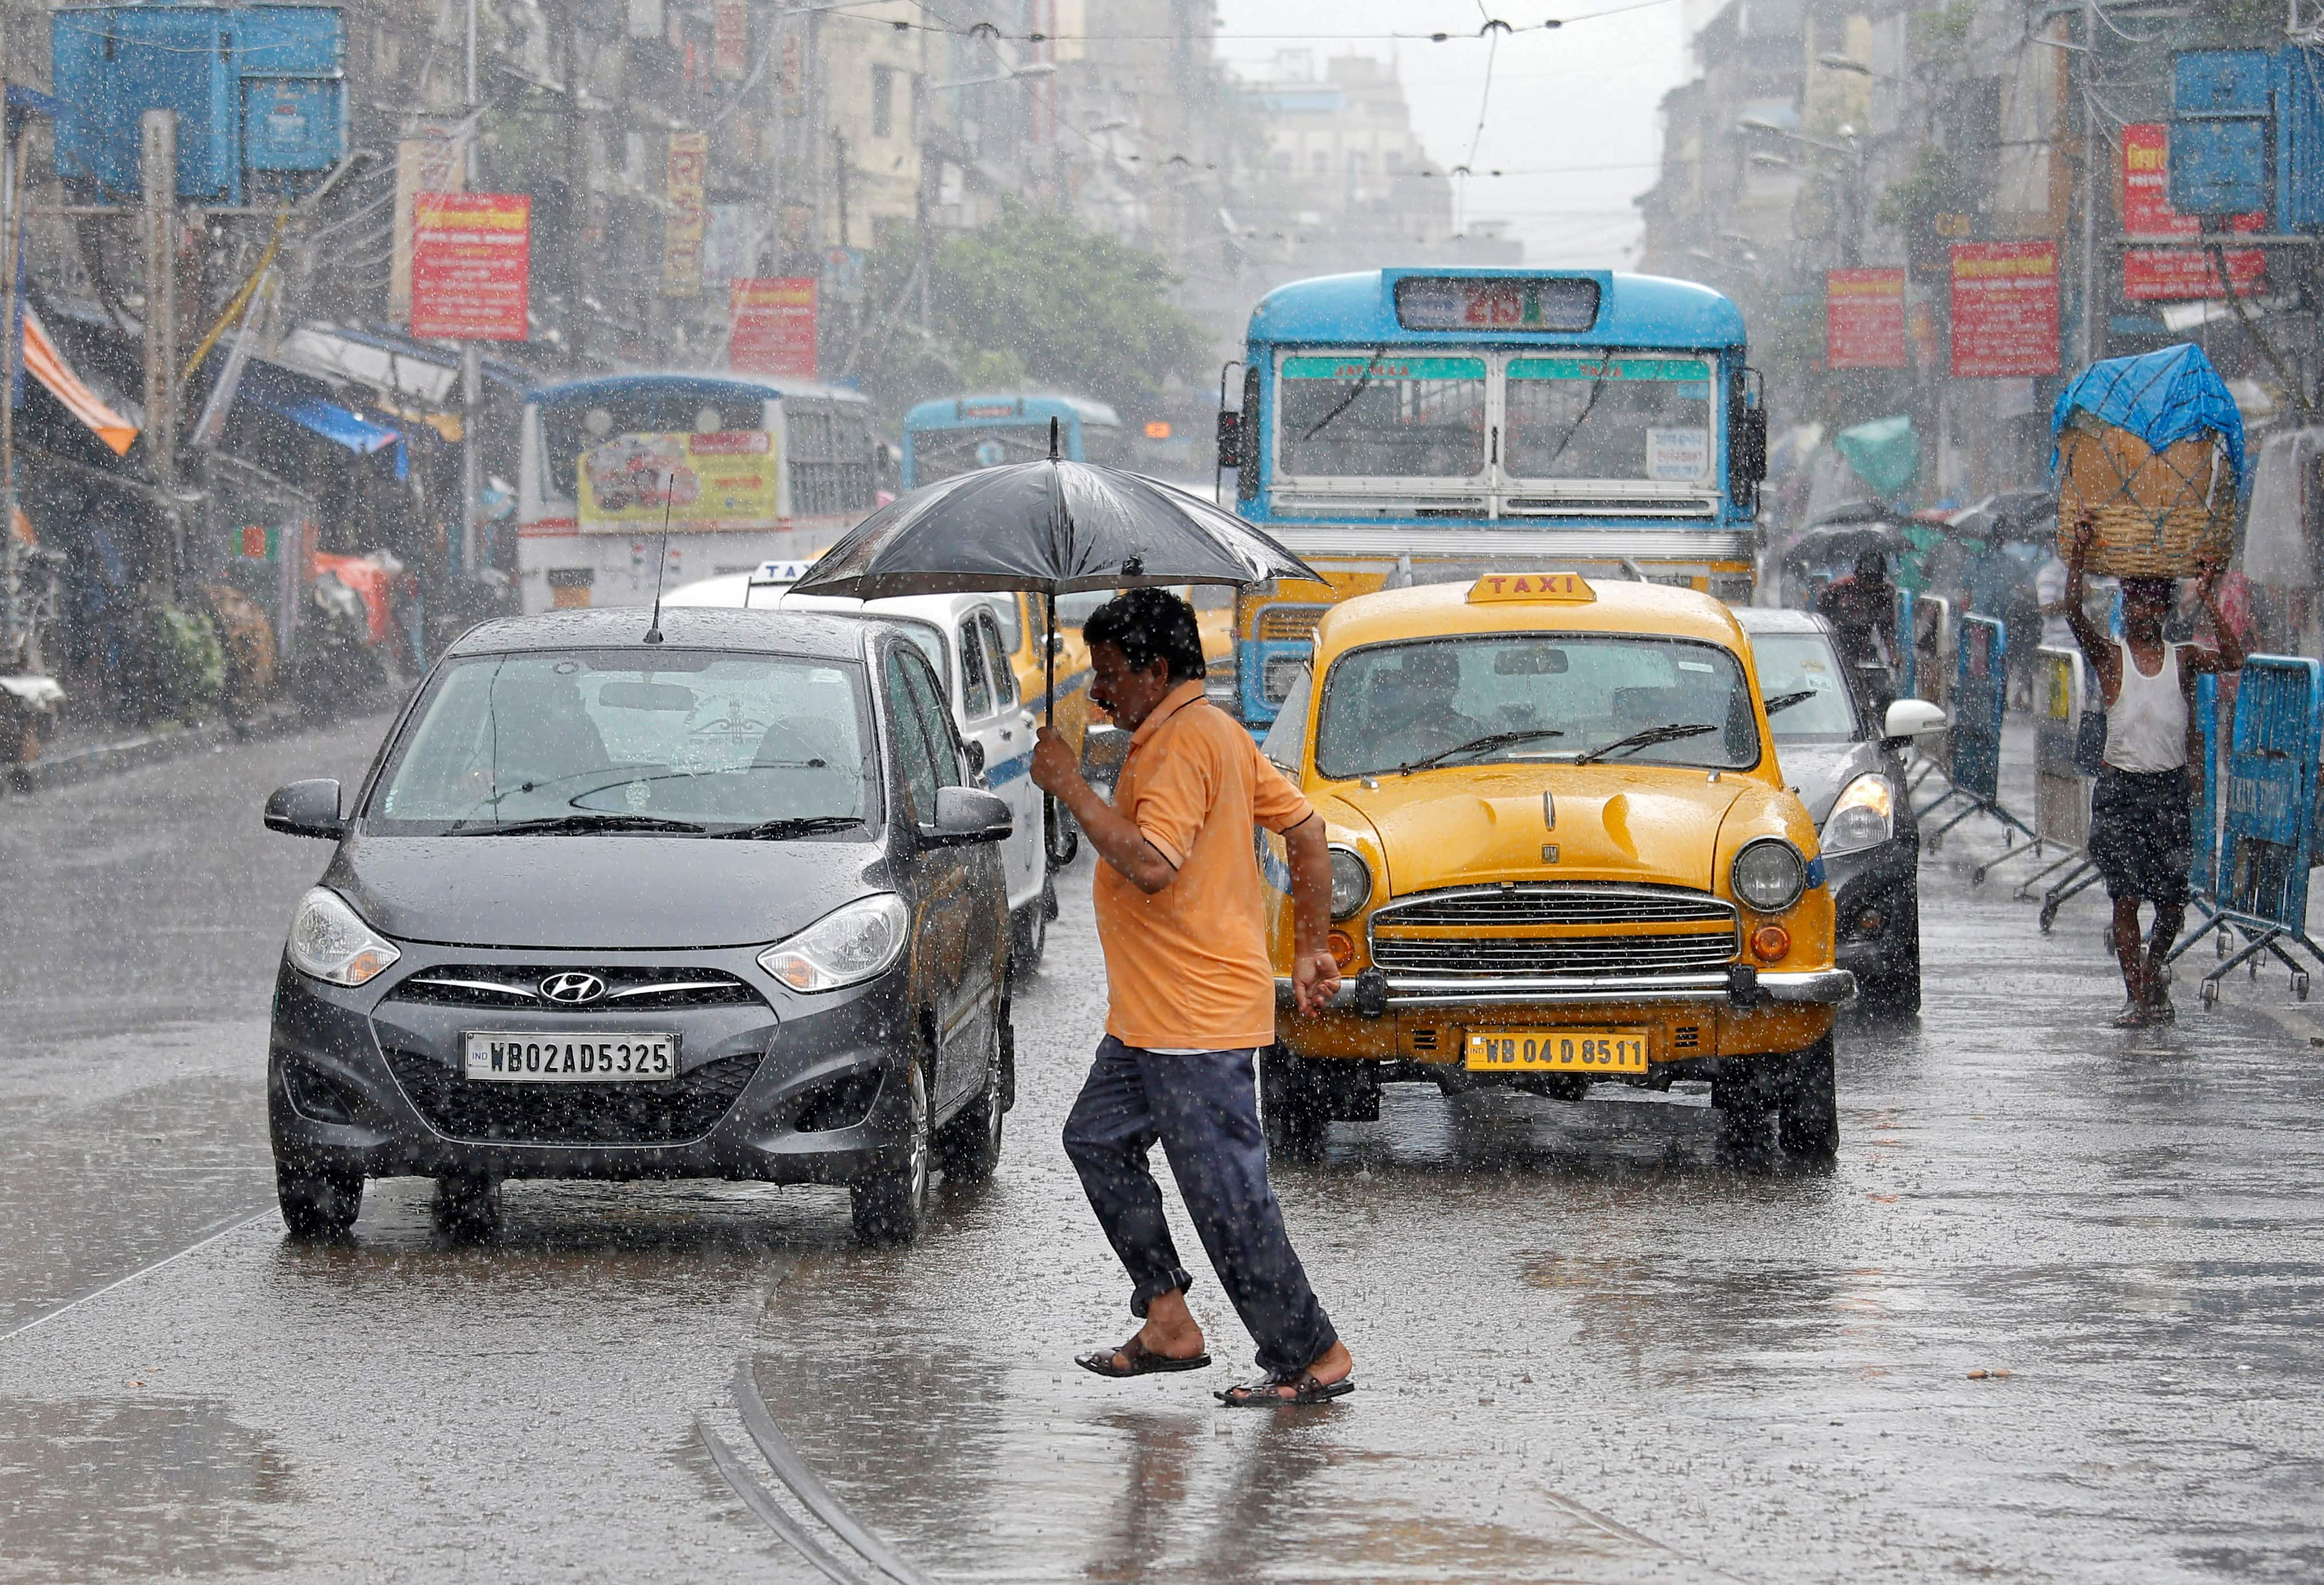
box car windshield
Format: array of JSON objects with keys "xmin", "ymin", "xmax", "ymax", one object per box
[
  {"xmin": 1315, "ymin": 634, "xmax": 1760, "ymax": 778},
  {"xmin": 367, "ymin": 649, "xmax": 875, "ymax": 835},
  {"xmin": 1749, "ymin": 631, "xmax": 1861, "ymax": 744}
]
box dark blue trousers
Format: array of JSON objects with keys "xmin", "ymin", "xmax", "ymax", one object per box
[{"xmin": 1062, "ymin": 1036, "xmax": 1337, "ymax": 1377}]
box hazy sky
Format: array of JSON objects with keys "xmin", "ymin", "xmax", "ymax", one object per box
[{"xmin": 1212, "ymin": 0, "xmax": 1688, "ymax": 267}]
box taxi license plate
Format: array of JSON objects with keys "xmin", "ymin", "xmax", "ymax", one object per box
[
  {"xmin": 1464, "ymin": 1028, "xmax": 1649, "ymax": 1074},
  {"xmin": 463, "ymin": 1033, "xmax": 677, "ymax": 1082}
]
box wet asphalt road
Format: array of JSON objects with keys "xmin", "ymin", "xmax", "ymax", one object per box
[{"xmin": 2, "ymin": 716, "xmax": 2322, "ymax": 1582}]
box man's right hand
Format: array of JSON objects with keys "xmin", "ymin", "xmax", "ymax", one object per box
[
  {"xmin": 2068, "ymin": 509, "xmax": 2097, "ymax": 570},
  {"xmin": 1291, "ymin": 949, "xmax": 1343, "ymax": 1017}
]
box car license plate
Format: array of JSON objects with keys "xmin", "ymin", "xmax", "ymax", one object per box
[
  {"xmin": 1464, "ymin": 1028, "xmax": 1649, "ymax": 1074},
  {"xmin": 462, "ymin": 1033, "xmax": 677, "ymax": 1082}
]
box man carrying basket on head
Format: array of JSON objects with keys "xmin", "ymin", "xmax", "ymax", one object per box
[{"xmin": 2063, "ymin": 514, "xmax": 2244, "ymax": 1027}]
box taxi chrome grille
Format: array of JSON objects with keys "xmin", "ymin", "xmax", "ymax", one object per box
[
  {"xmin": 1369, "ymin": 884, "xmax": 1738, "ymax": 980},
  {"xmin": 382, "ymin": 1048, "xmax": 763, "ymax": 1146}
]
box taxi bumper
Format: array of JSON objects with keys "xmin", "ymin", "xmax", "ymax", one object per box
[{"xmin": 1276, "ymin": 965, "xmax": 1857, "ymax": 1013}]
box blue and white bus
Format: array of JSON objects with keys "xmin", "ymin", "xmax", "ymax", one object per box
[
  {"xmin": 1215, "ymin": 268, "xmax": 1766, "ymax": 727},
  {"xmin": 515, "ymin": 373, "xmax": 881, "ymax": 615},
  {"xmin": 900, "ymin": 393, "xmax": 1124, "ymax": 489}
]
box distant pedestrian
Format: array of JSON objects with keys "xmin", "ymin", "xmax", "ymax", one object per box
[
  {"xmin": 1029, "ymin": 587, "xmax": 1355, "ymax": 1407},
  {"xmin": 2064, "ymin": 514, "xmax": 2245, "ymax": 1026},
  {"xmin": 1814, "ymin": 549, "xmax": 1898, "ymax": 704}
]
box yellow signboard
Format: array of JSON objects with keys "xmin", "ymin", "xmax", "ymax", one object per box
[
  {"xmin": 577, "ymin": 432, "xmax": 784, "ymax": 532},
  {"xmin": 1467, "ymin": 572, "xmax": 1596, "ymax": 604}
]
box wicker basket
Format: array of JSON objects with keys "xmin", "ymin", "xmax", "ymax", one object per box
[{"xmin": 2055, "ymin": 411, "xmax": 2234, "ymax": 577}]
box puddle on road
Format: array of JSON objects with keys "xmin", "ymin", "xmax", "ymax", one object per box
[{"xmin": 0, "ymin": 1395, "xmax": 295, "ymax": 1582}]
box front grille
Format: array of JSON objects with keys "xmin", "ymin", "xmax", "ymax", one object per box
[
  {"xmin": 1256, "ymin": 604, "xmax": 1325, "ymax": 642},
  {"xmin": 1376, "ymin": 884, "xmax": 1734, "ymax": 928},
  {"xmin": 387, "ymin": 967, "xmax": 763, "ymax": 1012},
  {"xmin": 1369, "ymin": 934, "xmax": 1738, "ymax": 976},
  {"xmin": 1371, "ymin": 883, "xmax": 1737, "ymax": 981},
  {"xmin": 382, "ymin": 1048, "xmax": 764, "ymax": 1145}
]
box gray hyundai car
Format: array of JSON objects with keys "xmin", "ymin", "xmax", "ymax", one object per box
[{"xmin": 262, "ymin": 606, "xmax": 1014, "ymax": 1245}]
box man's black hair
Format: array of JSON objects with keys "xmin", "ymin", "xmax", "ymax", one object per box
[{"xmin": 1083, "ymin": 587, "xmax": 1207, "ymax": 682}]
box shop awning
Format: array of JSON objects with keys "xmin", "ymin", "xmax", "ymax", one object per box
[
  {"xmin": 22, "ymin": 304, "xmax": 137, "ymax": 456},
  {"xmin": 238, "ymin": 360, "xmax": 407, "ymax": 476}
]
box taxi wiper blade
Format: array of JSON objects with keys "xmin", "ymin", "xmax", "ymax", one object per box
[
  {"xmin": 1393, "ymin": 727, "xmax": 1565, "ymax": 775},
  {"xmin": 1574, "ymin": 723, "xmax": 1717, "ymax": 765},
  {"xmin": 1762, "ymin": 689, "xmax": 1818, "ymax": 716},
  {"xmin": 479, "ymin": 814, "xmax": 710, "ymax": 834},
  {"xmin": 708, "ymin": 815, "xmax": 864, "ymax": 840}
]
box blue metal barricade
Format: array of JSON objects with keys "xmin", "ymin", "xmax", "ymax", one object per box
[
  {"xmin": 1893, "ymin": 587, "xmax": 1916, "ymax": 701},
  {"xmin": 1996, "ymin": 644, "xmax": 2098, "ymax": 908},
  {"xmin": 2168, "ymin": 657, "xmax": 2324, "ymax": 1007},
  {"xmin": 1920, "ymin": 613, "xmax": 2037, "ymax": 849},
  {"xmin": 1901, "ymin": 592, "xmax": 1954, "ymax": 796}
]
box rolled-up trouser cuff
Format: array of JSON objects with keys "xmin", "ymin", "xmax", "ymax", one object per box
[{"xmin": 1129, "ymin": 1267, "xmax": 1195, "ymax": 1319}]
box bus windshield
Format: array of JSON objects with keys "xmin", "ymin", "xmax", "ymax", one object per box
[
  {"xmin": 910, "ymin": 423, "xmax": 1058, "ymax": 485},
  {"xmin": 1277, "ymin": 355, "xmax": 1485, "ymax": 479},
  {"xmin": 1505, "ymin": 355, "xmax": 1713, "ymax": 484}
]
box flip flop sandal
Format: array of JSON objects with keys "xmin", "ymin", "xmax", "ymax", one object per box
[
  {"xmin": 1215, "ymin": 1370, "xmax": 1355, "ymax": 1407},
  {"xmin": 1076, "ymin": 1335, "xmax": 1212, "ymax": 1378}
]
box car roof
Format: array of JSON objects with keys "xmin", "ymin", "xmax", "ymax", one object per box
[
  {"xmin": 1732, "ymin": 606, "xmax": 1834, "ymax": 636},
  {"xmin": 1317, "ymin": 577, "xmax": 1750, "ymax": 653},
  {"xmin": 444, "ymin": 605, "xmax": 873, "ymax": 660},
  {"xmin": 659, "ymin": 572, "xmax": 1007, "ymax": 627}
]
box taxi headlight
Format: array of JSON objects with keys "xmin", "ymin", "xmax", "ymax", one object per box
[
  {"xmin": 286, "ymin": 887, "xmax": 400, "ymax": 987},
  {"xmin": 758, "ymin": 894, "xmax": 908, "ymax": 992},
  {"xmin": 1328, "ymin": 846, "xmax": 1372, "ymax": 920},
  {"xmin": 1731, "ymin": 838, "xmax": 1807, "ymax": 914},
  {"xmin": 1821, "ymin": 773, "xmax": 1895, "ymax": 857}
]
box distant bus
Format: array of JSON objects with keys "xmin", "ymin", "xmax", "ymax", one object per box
[
  {"xmin": 1215, "ymin": 267, "xmax": 1767, "ymax": 728},
  {"xmin": 515, "ymin": 373, "xmax": 880, "ymax": 615},
  {"xmin": 900, "ymin": 393, "xmax": 1123, "ymax": 489}
]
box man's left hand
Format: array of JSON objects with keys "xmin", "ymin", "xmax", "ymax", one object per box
[{"xmin": 1291, "ymin": 950, "xmax": 1343, "ymax": 1017}]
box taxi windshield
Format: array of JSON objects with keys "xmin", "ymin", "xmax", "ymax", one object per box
[
  {"xmin": 1316, "ymin": 634, "xmax": 1760, "ymax": 778},
  {"xmin": 1749, "ymin": 631, "xmax": 1861, "ymax": 743},
  {"xmin": 368, "ymin": 650, "xmax": 875, "ymax": 835}
]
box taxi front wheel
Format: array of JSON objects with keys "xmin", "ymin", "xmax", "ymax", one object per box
[
  {"xmin": 1259, "ymin": 1045, "xmax": 1329, "ymax": 1156},
  {"xmin": 1774, "ymin": 1036, "xmax": 1838, "ymax": 1160}
]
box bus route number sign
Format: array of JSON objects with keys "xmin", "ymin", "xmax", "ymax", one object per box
[{"xmin": 1393, "ymin": 276, "xmax": 1601, "ymax": 334}]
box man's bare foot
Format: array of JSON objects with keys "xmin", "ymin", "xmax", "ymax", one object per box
[
  {"xmin": 1215, "ymin": 1339, "xmax": 1356, "ymax": 1406},
  {"xmin": 1112, "ymin": 1288, "xmax": 1205, "ymax": 1371}
]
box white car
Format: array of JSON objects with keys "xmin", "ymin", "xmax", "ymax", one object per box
[{"xmin": 665, "ymin": 568, "xmax": 1055, "ymax": 966}]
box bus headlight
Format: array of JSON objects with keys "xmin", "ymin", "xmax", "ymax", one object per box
[
  {"xmin": 1328, "ymin": 846, "xmax": 1373, "ymax": 920},
  {"xmin": 1730, "ymin": 838, "xmax": 1807, "ymax": 914},
  {"xmin": 1821, "ymin": 774, "xmax": 1895, "ymax": 857}
]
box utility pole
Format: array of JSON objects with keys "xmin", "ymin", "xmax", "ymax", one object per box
[
  {"xmin": 561, "ymin": 0, "xmax": 586, "ymax": 371},
  {"xmin": 0, "ymin": 54, "xmax": 18, "ymax": 670},
  {"xmin": 460, "ymin": 0, "xmax": 482, "ymax": 578},
  {"xmin": 140, "ymin": 110, "xmax": 178, "ymax": 492},
  {"xmin": 2078, "ymin": 0, "xmax": 2101, "ymax": 368}
]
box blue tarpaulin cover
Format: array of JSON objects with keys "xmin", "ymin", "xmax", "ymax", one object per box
[{"xmin": 2049, "ymin": 342, "xmax": 2246, "ymax": 492}]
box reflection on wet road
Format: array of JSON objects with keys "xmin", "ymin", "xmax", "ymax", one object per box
[{"xmin": 2, "ymin": 719, "xmax": 2321, "ymax": 1581}]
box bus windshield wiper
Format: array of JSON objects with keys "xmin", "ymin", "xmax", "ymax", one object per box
[
  {"xmin": 1574, "ymin": 723, "xmax": 1718, "ymax": 765},
  {"xmin": 1762, "ymin": 689, "xmax": 1818, "ymax": 716},
  {"xmin": 1300, "ymin": 343, "xmax": 1391, "ymax": 442},
  {"xmin": 1392, "ymin": 728, "xmax": 1565, "ymax": 775},
  {"xmin": 708, "ymin": 815, "xmax": 864, "ymax": 840},
  {"xmin": 476, "ymin": 814, "xmax": 709, "ymax": 835}
]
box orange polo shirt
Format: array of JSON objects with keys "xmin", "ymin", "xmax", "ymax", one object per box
[{"xmin": 1093, "ymin": 680, "xmax": 1316, "ymax": 1050}]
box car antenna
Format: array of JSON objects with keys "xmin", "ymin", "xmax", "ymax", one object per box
[{"xmin": 643, "ymin": 470, "xmax": 674, "ymax": 646}]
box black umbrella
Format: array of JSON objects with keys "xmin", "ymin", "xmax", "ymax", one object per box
[{"xmin": 793, "ymin": 420, "xmax": 1322, "ymax": 859}]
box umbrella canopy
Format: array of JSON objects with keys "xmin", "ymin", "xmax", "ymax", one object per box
[{"xmin": 790, "ymin": 459, "xmax": 1323, "ymax": 601}]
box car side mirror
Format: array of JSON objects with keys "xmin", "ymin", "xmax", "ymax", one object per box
[
  {"xmin": 923, "ymin": 785, "xmax": 1013, "ymax": 847},
  {"xmin": 265, "ymin": 778, "xmax": 344, "ymax": 839},
  {"xmin": 1881, "ymin": 697, "xmax": 1946, "ymax": 750},
  {"xmin": 1048, "ymin": 631, "xmax": 1067, "ymax": 656},
  {"xmin": 963, "ymin": 738, "xmax": 987, "ymax": 780}
]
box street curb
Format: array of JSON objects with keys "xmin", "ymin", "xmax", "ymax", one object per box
[{"xmin": 3, "ymin": 705, "xmax": 307, "ymax": 798}]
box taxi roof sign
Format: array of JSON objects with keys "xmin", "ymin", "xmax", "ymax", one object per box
[{"xmin": 1467, "ymin": 572, "xmax": 1596, "ymax": 604}]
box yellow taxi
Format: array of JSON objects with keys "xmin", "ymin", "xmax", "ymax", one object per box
[
  {"xmin": 1258, "ymin": 572, "xmax": 1854, "ymax": 1159},
  {"xmin": 996, "ymin": 591, "xmax": 1095, "ymax": 759}
]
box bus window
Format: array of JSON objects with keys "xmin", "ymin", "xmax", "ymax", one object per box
[
  {"xmin": 1504, "ymin": 355, "xmax": 1714, "ymax": 484},
  {"xmin": 1056, "ymin": 589, "xmax": 1111, "ymax": 628},
  {"xmin": 788, "ymin": 403, "xmax": 876, "ymax": 516},
  {"xmin": 1276, "ymin": 355, "xmax": 1486, "ymax": 479},
  {"xmin": 911, "ymin": 423, "xmax": 1057, "ymax": 484}
]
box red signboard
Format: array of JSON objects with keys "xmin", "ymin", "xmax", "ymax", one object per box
[
  {"xmin": 729, "ymin": 277, "xmax": 818, "ymax": 377},
  {"xmin": 2125, "ymin": 246, "xmax": 2267, "ymax": 301},
  {"xmin": 1825, "ymin": 268, "xmax": 1908, "ymax": 370},
  {"xmin": 2121, "ymin": 123, "xmax": 2265, "ymax": 239},
  {"xmin": 410, "ymin": 192, "xmax": 531, "ymax": 341},
  {"xmin": 1950, "ymin": 241, "xmax": 2058, "ymax": 379}
]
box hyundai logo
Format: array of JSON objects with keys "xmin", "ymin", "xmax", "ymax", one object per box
[{"xmin": 539, "ymin": 972, "xmax": 607, "ymax": 1005}]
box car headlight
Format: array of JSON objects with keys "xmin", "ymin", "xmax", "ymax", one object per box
[
  {"xmin": 758, "ymin": 894, "xmax": 909, "ymax": 992},
  {"xmin": 286, "ymin": 886, "xmax": 400, "ymax": 987},
  {"xmin": 1821, "ymin": 773, "xmax": 1895, "ymax": 857},
  {"xmin": 1731, "ymin": 838, "xmax": 1807, "ymax": 913},
  {"xmin": 1328, "ymin": 846, "xmax": 1372, "ymax": 920}
]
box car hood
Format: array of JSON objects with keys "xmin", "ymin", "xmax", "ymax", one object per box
[
  {"xmin": 326, "ymin": 830, "xmax": 888, "ymax": 950},
  {"xmin": 1327, "ymin": 764, "xmax": 1752, "ymax": 894},
  {"xmin": 1771, "ymin": 740, "xmax": 1883, "ymax": 826}
]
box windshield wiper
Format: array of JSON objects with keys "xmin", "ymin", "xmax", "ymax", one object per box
[
  {"xmin": 708, "ymin": 815, "xmax": 864, "ymax": 840},
  {"xmin": 1762, "ymin": 689, "xmax": 1818, "ymax": 717},
  {"xmin": 1299, "ymin": 343, "xmax": 1391, "ymax": 442},
  {"xmin": 475, "ymin": 814, "xmax": 710, "ymax": 835},
  {"xmin": 1575, "ymin": 722, "xmax": 1718, "ymax": 765},
  {"xmin": 1392, "ymin": 728, "xmax": 1565, "ymax": 775}
]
